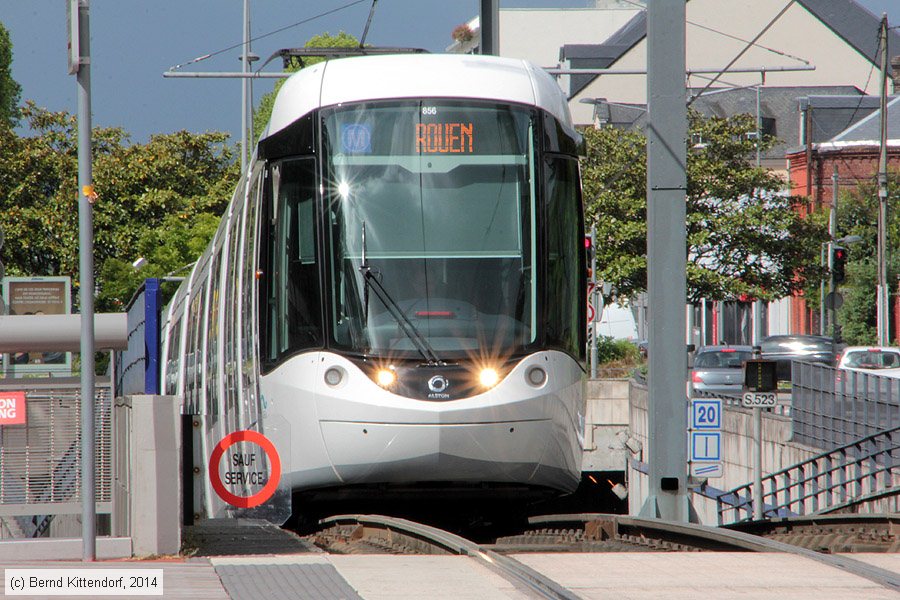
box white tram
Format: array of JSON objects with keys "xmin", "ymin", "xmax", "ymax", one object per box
[{"xmin": 160, "ymin": 54, "xmax": 586, "ymax": 518}]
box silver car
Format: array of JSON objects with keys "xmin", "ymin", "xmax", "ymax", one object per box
[{"xmin": 690, "ymin": 345, "xmax": 754, "ymax": 395}]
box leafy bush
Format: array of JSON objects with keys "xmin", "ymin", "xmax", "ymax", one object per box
[{"xmin": 596, "ymin": 336, "xmax": 641, "ymax": 364}]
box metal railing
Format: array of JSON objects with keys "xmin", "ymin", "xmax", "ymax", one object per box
[
  {"xmin": 0, "ymin": 379, "xmax": 113, "ymax": 538},
  {"xmin": 716, "ymin": 424, "xmax": 900, "ymax": 524},
  {"xmin": 792, "ymin": 362, "xmax": 900, "ymax": 450}
]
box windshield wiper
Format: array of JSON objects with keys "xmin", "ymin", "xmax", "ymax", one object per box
[{"xmin": 358, "ymin": 223, "xmax": 444, "ymax": 365}]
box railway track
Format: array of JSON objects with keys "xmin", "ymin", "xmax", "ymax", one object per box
[
  {"xmin": 309, "ymin": 513, "xmax": 900, "ymax": 594},
  {"xmin": 314, "ymin": 514, "xmax": 581, "ymax": 600},
  {"xmin": 727, "ymin": 513, "xmax": 900, "ymax": 552}
]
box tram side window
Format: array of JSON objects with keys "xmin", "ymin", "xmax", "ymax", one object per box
[
  {"xmin": 164, "ymin": 316, "xmax": 183, "ymax": 396},
  {"xmin": 184, "ymin": 286, "xmax": 206, "ymax": 414},
  {"xmin": 205, "ymin": 254, "xmax": 221, "ymax": 416},
  {"xmin": 241, "ymin": 171, "xmax": 261, "ymax": 416},
  {"xmin": 545, "ymin": 156, "xmax": 585, "ymax": 361},
  {"xmin": 262, "ymin": 158, "xmax": 322, "ymax": 364}
]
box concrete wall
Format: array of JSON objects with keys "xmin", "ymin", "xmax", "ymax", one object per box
[
  {"xmin": 115, "ymin": 395, "xmax": 182, "ymax": 557},
  {"xmin": 583, "ymin": 379, "xmax": 631, "ymax": 472},
  {"xmin": 626, "ymin": 381, "xmax": 820, "ymax": 525}
]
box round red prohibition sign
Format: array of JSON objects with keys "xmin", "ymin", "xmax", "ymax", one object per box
[{"xmin": 209, "ymin": 430, "xmax": 282, "ymax": 508}]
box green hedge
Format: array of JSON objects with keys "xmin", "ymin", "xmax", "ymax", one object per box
[{"xmin": 596, "ymin": 336, "xmax": 641, "ymax": 364}]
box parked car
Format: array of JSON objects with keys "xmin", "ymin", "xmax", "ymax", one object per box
[
  {"xmin": 690, "ymin": 345, "xmax": 754, "ymax": 395},
  {"xmin": 837, "ymin": 346, "xmax": 900, "ymax": 372},
  {"xmin": 759, "ymin": 334, "xmax": 836, "ymax": 381}
]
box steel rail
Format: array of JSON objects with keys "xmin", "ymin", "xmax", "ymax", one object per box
[
  {"xmin": 528, "ymin": 514, "xmax": 900, "ymax": 593},
  {"xmin": 319, "ymin": 514, "xmax": 580, "ymax": 600}
]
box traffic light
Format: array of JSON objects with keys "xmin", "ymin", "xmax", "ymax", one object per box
[{"xmin": 832, "ymin": 246, "xmax": 848, "ymax": 284}]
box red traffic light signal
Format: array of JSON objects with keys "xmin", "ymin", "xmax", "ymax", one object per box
[{"xmin": 832, "ymin": 246, "xmax": 847, "ymax": 284}]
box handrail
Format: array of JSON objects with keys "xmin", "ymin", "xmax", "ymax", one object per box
[{"xmin": 717, "ymin": 424, "xmax": 900, "ymax": 524}]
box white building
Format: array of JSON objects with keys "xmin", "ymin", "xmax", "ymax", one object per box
[{"xmin": 451, "ymin": 0, "xmax": 899, "ymax": 127}]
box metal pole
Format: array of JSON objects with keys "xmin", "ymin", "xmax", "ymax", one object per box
[
  {"xmin": 753, "ymin": 407, "xmax": 763, "ymax": 519},
  {"xmin": 750, "ymin": 345, "xmax": 763, "ymax": 520},
  {"xmin": 640, "ymin": 0, "xmax": 692, "ymax": 522},
  {"xmin": 830, "ymin": 166, "xmax": 839, "ymax": 340},
  {"xmin": 241, "ymin": 0, "xmax": 250, "ymax": 174},
  {"xmin": 877, "ymin": 13, "xmax": 889, "ymax": 346},
  {"xmin": 75, "ymin": 0, "xmax": 96, "ymax": 561},
  {"xmin": 755, "ymin": 82, "xmax": 761, "ymax": 168},
  {"xmin": 753, "ymin": 79, "xmax": 764, "ymax": 344},
  {"xmin": 819, "ymin": 243, "xmax": 827, "ymax": 336},
  {"xmin": 480, "ymin": 0, "xmax": 498, "ymax": 56},
  {"xmin": 590, "ymin": 225, "xmax": 598, "ymax": 379}
]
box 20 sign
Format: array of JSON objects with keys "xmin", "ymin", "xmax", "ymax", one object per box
[{"xmin": 691, "ymin": 399, "xmax": 721, "ymax": 430}]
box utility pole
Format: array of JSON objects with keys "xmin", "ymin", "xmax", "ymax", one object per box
[
  {"xmin": 480, "ymin": 0, "xmax": 498, "ymax": 56},
  {"xmin": 752, "ymin": 75, "xmax": 764, "ymax": 344},
  {"xmin": 877, "ymin": 13, "xmax": 890, "ymax": 345},
  {"xmin": 68, "ymin": 0, "xmax": 96, "ymax": 562},
  {"xmin": 240, "ymin": 0, "xmax": 253, "ymax": 174},
  {"xmin": 640, "ymin": 0, "xmax": 693, "ymax": 522},
  {"xmin": 829, "ymin": 167, "xmax": 839, "ymax": 339}
]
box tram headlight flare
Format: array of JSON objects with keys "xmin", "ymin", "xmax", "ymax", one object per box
[
  {"xmin": 478, "ymin": 367, "xmax": 500, "ymax": 389},
  {"xmin": 375, "ymin": 367, "xmax": 397, "ymax": 388}
]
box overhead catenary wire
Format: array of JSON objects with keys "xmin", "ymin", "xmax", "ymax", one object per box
[
  {"xmin": 167, "ymin": 0, "xmax": 369, "ymax": 72},
  {"xmin": 688, "ymin": 0, "xmax": 797, "ymax": 106},
  {"xmin": 617, "ymin": 0, "xmax": 809, "ymax": 67},
  {"xmin": 829, "ymin": 27, "xmax": 881, "ymax": 137}
]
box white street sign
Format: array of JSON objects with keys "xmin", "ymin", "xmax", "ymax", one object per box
[
  {"xmin": 691, "ymin": 398, "xmax": 722, "ymax": 429},
  {"xmin": 742, "ymin": 392, "xmax": 776, "ymax": 407},
  {"xmin": 691, "ymin": 462, "xmax": 724, "ymax": 478},
  {"xmin": 691, "ymin": 431, "xmax": 721, "ymax": 462},
  {"xmin": 688, "ymin": 398, "xmax": 723, "ymax": 478}
]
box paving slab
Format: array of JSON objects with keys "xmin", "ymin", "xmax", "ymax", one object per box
[
  {"xmin": 0, "ymin": 559, "xmax": 229, "ymax": 600},
  {"xmin": 328, "ymin": 554, "xmax": 527, "ymax": 600},
  {"xmin": 513, "ymin": 552, "xmax": 900, "ymax": 600}
]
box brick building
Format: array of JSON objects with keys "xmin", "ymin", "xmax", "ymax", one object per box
[{"xmin": 786, "ymin": 96, "xmax": 900, "ymax": 335}]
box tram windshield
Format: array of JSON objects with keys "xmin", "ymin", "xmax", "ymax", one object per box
[{"xmin": 323, "ymin": 101, "xmax": 537, "ymax": 359}]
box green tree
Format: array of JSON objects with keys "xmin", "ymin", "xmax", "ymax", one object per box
[
  {"xmin": 582, "ymin": 111, "xmax": 829, "ymax": 303},
  {"xmin": 833, "ymin": 176, "xmax": 900, "ymax": 344},
  {"xmin": 0, "ymin": 21, "xmax": 21, "ymax": 128},
  {"xmin": 253, "ymin": 31, "xmax": 360, "ymax": 141},
  {"xmin": 0, "ymin": 103, "xmax": 238, "ymax": 312}
]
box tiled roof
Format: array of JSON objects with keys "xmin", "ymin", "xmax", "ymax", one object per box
[
  {"xmin": 560, "ymin": 1, "xmax": 900, "ymax": 100},
  {"xmin": 560, "ymin": 12, "xmax": 647, "ymax": 98},
  {"xmin": 820, "ymin": 95, "xmax": 900, "ymax": 148}
]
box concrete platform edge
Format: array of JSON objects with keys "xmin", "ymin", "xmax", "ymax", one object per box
[{"xmin": 0, "ymin": 537, "xmax": 132, "ymax": 561}]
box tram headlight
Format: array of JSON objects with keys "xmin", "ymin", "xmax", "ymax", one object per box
[
  {"xmin": 337, "ymin": 181, "xmax": 351, "ymax": 199},
  {"xmin": 526, "ymin": 366, "xmax": 547, "ymax": 387},
  {"xmin": 375, "ymin": 368, "xmax": 397, "ymax": 388},
  {"xmin": 324, "ymin": 366, "xmax": 345, "ymax": 387},
  {"xmin": 479, "ymin": 367, "xmax": 500, "ymax": 389}
]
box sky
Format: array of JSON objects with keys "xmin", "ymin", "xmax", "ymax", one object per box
[{"xmin": 1, "ymin": 0, "xmax": 899, "ymax": 145}]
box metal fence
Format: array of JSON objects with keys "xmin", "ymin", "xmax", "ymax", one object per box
[
  {"xmin": 792, "ymin": 362, "xmax": 900, "ymax": 450},
  {"xmin": 0, "ymin": 379, "xmax": 113, "ymax": 538},
  {"xmin": 716, "ymin": 425, "xmax": 900, "ymax": 524},
  {"xmin": 116, "ymin": 279, "xmax": 162, "ymax": 396},
  {"xmin": 712, "ymin": 362, "xmax": 900, "ymax": 524}
]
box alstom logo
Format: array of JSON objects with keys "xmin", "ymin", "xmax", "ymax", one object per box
[{"xmin": 427, "ymin": 375, "xmax": 450, "ymax": 399}]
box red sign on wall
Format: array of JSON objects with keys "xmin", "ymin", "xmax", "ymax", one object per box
[{"xmin": 0, "ymin": 392, "xmax": 26, "ymax": 425}]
